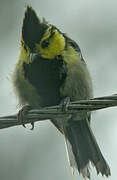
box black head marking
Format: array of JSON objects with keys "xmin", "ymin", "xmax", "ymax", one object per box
[{"xmin": 22, "ymin": 6, "xmax": 48, "ymax": 51}]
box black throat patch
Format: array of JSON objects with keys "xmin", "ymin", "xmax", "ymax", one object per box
[{"xmin": 23, "ymin": 55, "xmax": 67, "ymax": 107}]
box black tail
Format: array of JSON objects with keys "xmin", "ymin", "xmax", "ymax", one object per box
[{"xmin": 64, "ymin": 119, "xmax": 111, "ymax": 178}]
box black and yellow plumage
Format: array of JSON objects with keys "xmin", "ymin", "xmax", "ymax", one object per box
[{"xmin": 13, "ymin": 6, "xmax": 110, "ymax": 178}]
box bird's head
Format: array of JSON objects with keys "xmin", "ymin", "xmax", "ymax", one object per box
[{"xmin": 21, "ymin": 6, "xmax": 65, "ymax": 63}]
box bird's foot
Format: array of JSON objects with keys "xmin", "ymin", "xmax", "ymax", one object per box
[
  {"xmin": 60, "ymin": 97, "xmax": 70, "ymax": 112},
  {"xmin": 17, "ymin": 105, "xmax": 34, "ymax": 130}
]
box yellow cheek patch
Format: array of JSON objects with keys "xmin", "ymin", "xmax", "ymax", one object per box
[{"xmin": 35, "ymin": 29, "xmax": 65, "ymax": 59}]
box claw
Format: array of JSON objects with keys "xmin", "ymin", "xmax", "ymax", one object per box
[
  {"xmin": 30, "ymin": 122, "xmax": 35, "ymax": 130},
  {"xmin": 22, "ymin": 124, "xmax": 26, "ymax": 128},
  {"xmin": 60, "ymin": 97, "xmax": 70, "ymax": 112},
  {"xmin": 17, "ymin": 105, "xmax": 32, "ymax": 129}
]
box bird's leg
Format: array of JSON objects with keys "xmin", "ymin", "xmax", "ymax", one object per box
[
  {"xmin": 17, "ymin": 105, "xmax": 34, "ymax": 130},
  {"xmin": 60, "ymin": 97, "xmax": 70, "ymax": 112}
]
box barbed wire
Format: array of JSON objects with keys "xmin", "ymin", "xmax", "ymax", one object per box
[{"xmin": 0, "ymin": 94, "xmax": 117, "ymax": 129}]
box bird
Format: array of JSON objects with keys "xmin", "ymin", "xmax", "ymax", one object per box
[{"xmin": 12, "ymin": 6, "xmax": 110, "ymax": 178}]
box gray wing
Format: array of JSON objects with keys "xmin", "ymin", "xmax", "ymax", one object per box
[{"xmin": 63, "ymin": 34, "xmax": 84, "ymax": 60}]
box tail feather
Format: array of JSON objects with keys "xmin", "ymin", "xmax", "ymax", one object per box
[{"xmin": 64, "ymin": 119, "xmax": 111, "ymax": 178}]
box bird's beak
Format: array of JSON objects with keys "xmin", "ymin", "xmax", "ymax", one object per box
[{"xmin": 30, "ymin": 53, "xmax": 38, "ymax": 63}]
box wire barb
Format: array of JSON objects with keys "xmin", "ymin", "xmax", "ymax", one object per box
[{"xmin": 0, "ymin": 94, "xmax": 117, "ymax": 129}]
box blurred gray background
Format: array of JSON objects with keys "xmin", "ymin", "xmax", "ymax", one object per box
[{"xmin": 0, "ymin": 0, "xmax": 117, "ymax": 179}]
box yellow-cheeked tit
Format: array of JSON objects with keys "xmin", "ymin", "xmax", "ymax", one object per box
[{"xmin": 13, "ymin": 6, "xmax": 110, "ymax": 178}]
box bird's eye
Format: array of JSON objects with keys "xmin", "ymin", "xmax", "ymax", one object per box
[{"xmin": 41, "ymin": 39, "xmax": 49, "ymax": 48}]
